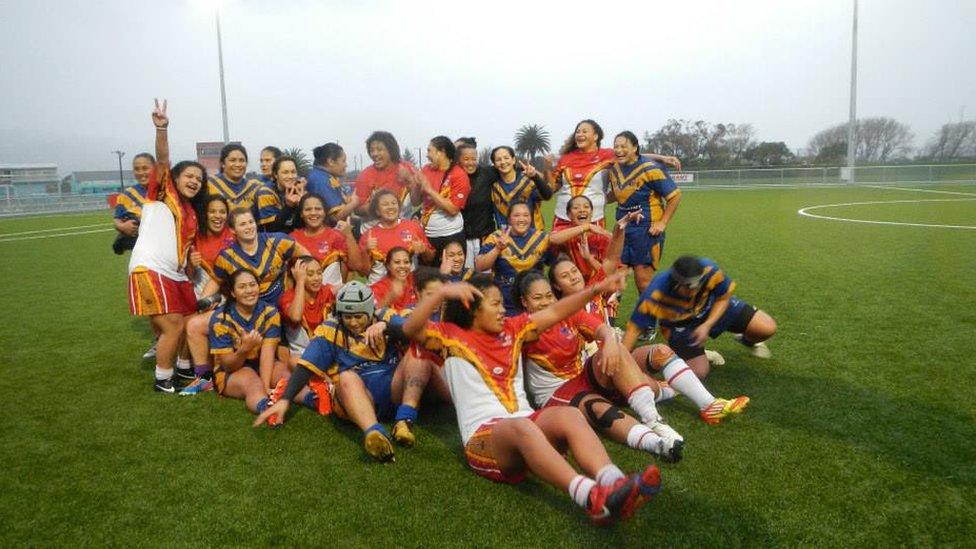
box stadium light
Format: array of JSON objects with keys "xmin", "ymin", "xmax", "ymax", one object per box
[
  {"xmin": 846, "ymin": 0, "xmax": 858, "ymax": 183},
  {"xmin": 194, "ymin": 0, "xmax": 232, "ymax": 144},
  {"xmin": 112, "ymin": 150, "xmax": 126, "ymax": 193}
]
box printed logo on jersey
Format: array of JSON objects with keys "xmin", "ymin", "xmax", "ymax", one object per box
[{"xmin": 496, "ymin": 332, "xmax": 513, "ymax": 347}]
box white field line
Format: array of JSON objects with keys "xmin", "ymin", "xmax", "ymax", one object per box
[
  {"xmin": 0, "ymin": 227, "xmax": 114, "ymax": 243},
  {"xmin": 862, "ymin": 184, "xmax": 976, "ymax": 197},
  {"xmin": 797, "ymin": 198, "xmax": 976, "ymax": 230},
  {"xmin": 0, "ymin": 223, "xmax": 106, "ymax": 238}
]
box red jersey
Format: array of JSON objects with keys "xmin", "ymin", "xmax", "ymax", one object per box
[
  {"xmin": 195, "ymin": 227, "xmax": 235, "ymax": 277},
  {"xmin": 523, "ymin": 310, "xmax": 602, "ymax": 380},
  {"xmin": 278, "ymin": 285, "xmax": 336, "ymax": 333},
  {"xmin": 354, "ymin": 161, "xmax": 415, "ymax": 206},
  {"xmin": 419, "ymin": 164, "xmax": 470, "ymax": 229},
  {"xmin": 359, "ymin": 219, "xmax": 430, "ymax": 263},
  {"xmin": 553, "ymin": 227, "xmax": 610, "ymax": 282},
  {"xmin": 370, "ymin": 274, "xmax": 417, "ymax": 312},
  {"xmin": 290, "ymin": 227, "xmax": 348, "ymax": 267},
  {"xmin": 552, "ymin": 148, "xmax": 614, "ymax": 197},
  {"xmin": 421, "ymin": 314, "xmax": 537, "ymax": 415}
]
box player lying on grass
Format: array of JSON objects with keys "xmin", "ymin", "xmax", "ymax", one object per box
[
  {"xmin": 255, "ymin": 281, "xmax": 437, "ymax": 462},
  {"xmin": 514, "ymin": 270, "xmax": 684, "ymax": 462},
  {"xmin": 394, "ymin": 273, "xmax": 660, "ymax": 525},
  {"xmin": 623, "ymin": 255, "xmax": 777, "ymax": 379}
]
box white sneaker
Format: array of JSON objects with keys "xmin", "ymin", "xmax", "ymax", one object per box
[
  {"xmin": 705, "ymin": 349, "xmax": 725, "ymax": 366},
  {"xmin": 647, "ymin": 419, "xmax": 684, "ymax": 463},
  {"xmin": 751, "ymin": 342, "xmax": 772, "ymax": 359},
  {"xmin": 142, "ymin": 341, "xmax": 158, "ymax": 359}
]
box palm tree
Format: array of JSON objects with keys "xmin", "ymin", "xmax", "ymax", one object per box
[
  {"xmin": 283, "ymin": 147, "xmax": 312, "ymax": 178},
  {"xmin": 514, "ymin": 124, "xmax": 551, "ymax": 162},
  {"xmin": 478, "ymin": 147, "xmax": 492, "ymax": 168},
  {"xmin": 402, "ymin": 148, "xmax": 416, "ymax": 164}
]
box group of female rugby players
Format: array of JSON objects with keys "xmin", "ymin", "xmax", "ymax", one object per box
[{"xmin": 116, "ymin": 99, "xmax": 778, "ymax": 526}]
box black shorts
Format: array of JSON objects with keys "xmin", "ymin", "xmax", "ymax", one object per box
[{"xmin": 664, "ymin": 298, "xmax": 758, "ymax": 361}]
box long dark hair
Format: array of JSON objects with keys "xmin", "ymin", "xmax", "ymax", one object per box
[
  {"xmin": 313, "ymin": 143, "xmax": 344, "ymax": 166},
  {"xmin": 171, "ymin": 160, "xmax": 209, "ymax": 227},
  {"xmin": 511, "ymin": 269, "xmax": 548, "ymax": 313},
  {"xmin": 294, "ymin": 192, "xmax": 334, "ymax": 229},
  {"xmin": 197, "ymin": 194, "xmax": 230, "ymax": 235},
  {"xmin": 429, "ymin": 136, "xmax": 456, "ymax": 164},
  {"xmin": 560, "ymin": 119, "xmax": 604, "ymax": 155},
  {"xmin": 547, "ymin": 254, "xmax": 578, "ymax": 298},
  {"xmin": 443, "ymin": 274, "xmax": 497, "ymax": 329},
  {"xmin": 366, "ymin": 131, "xmax": 402, "ymax": 164}
]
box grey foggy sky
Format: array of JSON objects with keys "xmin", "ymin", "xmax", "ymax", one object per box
[{"xmin": 1, "ymin": 0, "xmax": 974, "ymax": 174}]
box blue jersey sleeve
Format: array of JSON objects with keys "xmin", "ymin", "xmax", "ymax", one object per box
[
  {"xmin": 208, "ymin": 312, "xmax": 235, "ymax": 355},
  {"xmin": 650, "ymin": 166, "xmax": 678, "ymax": 198},
  {"xmin": 296, "ymin": 335, "xmax": 338, "ymax": 379}
]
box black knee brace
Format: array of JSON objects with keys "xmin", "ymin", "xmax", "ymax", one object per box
[{"xmin": 571, "ymin": 392, "xmax": 624, "ymax": 430}]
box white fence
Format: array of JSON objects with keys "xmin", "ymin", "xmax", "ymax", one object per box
[
  {"xmin": 680, "ymin": 164, "xmax": 976, "ymax": 188},
  {"xmin": 0, "ymin": 192, "xmax": 112, "ymax": 218}
]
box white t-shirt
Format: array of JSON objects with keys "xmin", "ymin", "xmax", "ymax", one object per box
[{"xmin": 128, "ymin": 202, "xmax": 187, "ymax": 281}]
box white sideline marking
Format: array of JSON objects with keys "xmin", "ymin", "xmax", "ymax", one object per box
[
  {"xmin": 0, "ymin": 228, "xmax": 114, "ymax": 243},
  {"xmin": 797, "ymin": 198, "xmax": 976, "ymax": 230},
  {"xmin": 0, "ymin": 223, "xmax": 106, "ymax": 238},
  {"xmin": 862, "ymin": 184, "xmax": 976, "ymax": 197}
]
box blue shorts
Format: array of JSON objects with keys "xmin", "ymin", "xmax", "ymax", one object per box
[
  {"xmin": 621, "ymin": 224, "xmax": 664, "ymax": 269},
  {"xmin": 661, "ymin": 297, "xmax": 757, "ymax": 360},
  {"xmin": 354, "ymin": 364, "xmax": 397, "ymax": 420}
]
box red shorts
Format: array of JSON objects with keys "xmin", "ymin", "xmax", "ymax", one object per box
[
  {"xmin": 464, "ymin": 412, "xmax": 541, "ymax": 484},
  {"xmin": 552, "ymin": 217, "xmax": 605, "ymax": 232},
  {"xmin": 544, "ymin": 357, "xmax": 621, "ymax": 408},
  {"xmin": 128, "ymin": 268, "xmax": 196, "ymax": 316}
]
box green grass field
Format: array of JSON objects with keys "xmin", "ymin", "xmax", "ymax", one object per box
[{"xmin": 1, "ymin": 183, "xmax": 975, "ymax": 546}]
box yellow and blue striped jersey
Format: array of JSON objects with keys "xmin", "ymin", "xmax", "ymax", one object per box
[
  {"xmin": 208, "ymin": 300, "xmax": 281, "ymax": 359},
  {"xmin": 491, "ymin": 172, "xmax": 548, "ymax": 231},
  {"xmin": 113, "ymin": 184, "xmax": 149, "ymax": 220},
  {"xmin": 629, "ymin": 258, "xmax": 736, "ymax": 329},
  {"xmin": 609, "ymin": 156, "xmax": 680, "ymax": 223},
  {"xmin": 212, "ymin": 232, "xmax": 297, "ymax": 305},
  {"xmin": 297, "ymin": 317, "xmax": 402, "ymax": 382}
]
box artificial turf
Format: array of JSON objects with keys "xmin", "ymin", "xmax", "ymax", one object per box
[{"xmin": 1, "ymin": 183, "xmax": 974, "ymax": 546}]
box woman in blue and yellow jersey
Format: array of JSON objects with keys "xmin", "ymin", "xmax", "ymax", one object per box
[
  {"xmin": 210, "ymin": 207, "xmax": 309, "ymax": 307},
  {"xmin": 112, "ymin": 152, "xmax": 155, "ymax": 254},
  {"xmin": 489, "ymin": 146, "xmax": 552, "ymax": 232},
  {"xmin": 207, "ymin": 143, "xmax": 278, "ymax": 229},
  {"xmin": 475, "ymin": 201, "xmax": 550, "ymax": 315},
  {"xmin": 608, "ymin": 131, "xmax": 683, "ymax": 294},
  {"xmin": 307, "ymin": 143, "xmax": 357, "ymax": 221},
  {"xmin": 264, "ymin": 155, "xmax": 308, "ymax": 233},
  {"xmin": 258, "ymin": 146, "xmax": 282, "ymax": 190},
  {"xmin": 253, "ymin": 281, "xmax": 438, "ymax": 463}
]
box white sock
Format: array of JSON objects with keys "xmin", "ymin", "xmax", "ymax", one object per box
[
  {"xmin": 154, "ymin": 366, "xmax": 173, "ymax": 381},
  {"xmin": 662, "ymin": 357, "xmax": 715, "ymax": 410},
  {"xmin": 627, "ymin": 424, "xmax": 663, "ymax": 454},
  {"xmin": 595, "ymin": 464, "xmax": 625, "ymax": 487},
  {"xmin": 626, "ymin": 384, "xmax": 660, "ymax": 424},
  {"xmin": 655, "ymin": 384, "xmax": 677, "ymax": 402},
  {"xmin": 175, "ymin": 358, "xmax": 191, "ymax": 370},
  {"xmin": 568, "ymin": 475, "xmax": 597, "ymax": 508}
]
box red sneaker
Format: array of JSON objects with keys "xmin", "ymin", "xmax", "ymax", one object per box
[
  {"xmin": 621, "ymin": 464, "xmax": 662, "ymax": 519},
  {"xmin": 266, "ymin": 378, "xmax": 288, "ymax": 427},
  {"xmin": 308, "ymin": 377, "xmax": 333, "ymax": 416},
  {"xmin": 586, "ymin": 476, "xmax": 635, "ymax": 526}
]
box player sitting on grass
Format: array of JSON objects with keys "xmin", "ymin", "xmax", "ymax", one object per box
[
  {"xmin": 209, "ymin": 269, "xmax": 317, "ymax": 414},
  {"xmin": 393, "ymin": 273, "xmax": 661, "ymax": 526},
  {"xmin": 255, "ymin": 281, "xmax": 436, "ymax": 463},
  {"xmin": 514, "ymin": 271, "xmax": 684, "ymax": 462}
]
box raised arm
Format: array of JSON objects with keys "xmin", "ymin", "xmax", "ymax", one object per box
[
  {"xmin": 152, "ymin": 98, "xmax": 170, "ymax": 167},
  {"xmin": 603, "ymin": 210, "xmax": 641, "ymax": 274},
  {"xmin": 529, "ymin": 271, "xmax": 625, "ymax": 333},
  {"xmin": 401, "ymin": 283, "xmax": 482, "ymax": 343}
]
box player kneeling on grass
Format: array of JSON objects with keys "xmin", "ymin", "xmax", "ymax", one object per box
[
  {"xmin": 255, "ymin": 281, "xmax": 435, "ymax": 463},
  {"xmin": 393, "ymin": 273, "xmax": 660, "ymax": 525},
  {"xmin": 210, "ymin": 270, "xmax": 319, "ymax": 415},
  {"xmin": 515, "ymin": 271, "xmax": 684, "ymax": 462}
]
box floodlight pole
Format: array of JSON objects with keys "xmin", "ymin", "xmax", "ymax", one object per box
[
  {"xmin": 216, "ymin": 9, "xmax": 230, "ymax": 144},
  {"xmin": 112, "ymin": 150, "xmax": 125, "ymax": 193},
  {"xmin": 846, "ymin": 0, "xmax": 858, "ymax": 183}
]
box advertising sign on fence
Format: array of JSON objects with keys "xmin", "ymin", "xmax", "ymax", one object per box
[{"xmin": 672, "ymin": 173, "xmax": 695, "ymax": 183}]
